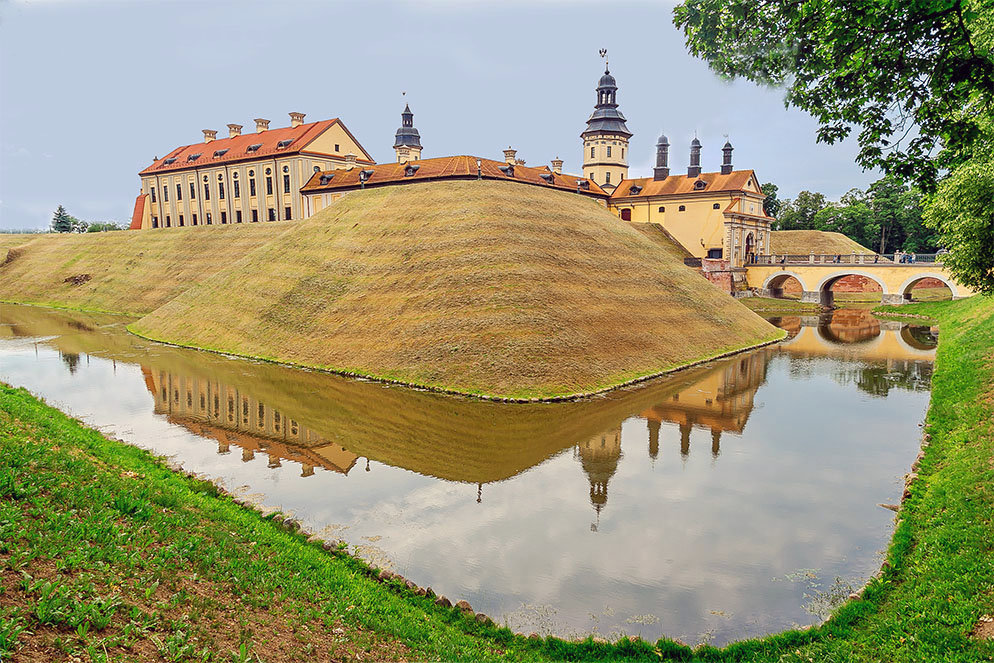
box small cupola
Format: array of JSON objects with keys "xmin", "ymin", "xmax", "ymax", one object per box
[
  {"xmin": 687, "ymin": 137, "xmax": 702, "ymax": 178},
  {"xmin": 721, "ymin": 139, "xmax": 733, "ymax": 175},
  {"xmin": 394, "ymin": 103, "xmax": 423, "ymax": 163}
]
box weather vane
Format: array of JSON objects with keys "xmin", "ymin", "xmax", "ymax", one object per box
[{"xmin": 599, "ymin": 48, "xmax": 608, "ymax": 70}]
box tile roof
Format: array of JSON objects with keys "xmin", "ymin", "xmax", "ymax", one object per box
[
  {"xmin": 129, "ymin": 193, "xmax": 147, "ymax": 230},
  {"xmin": 608, "ymin": 169, "xmax": 761, "ymax": 199},
  {"xmin": 139, "ymin": 119, "xmax": 374, "ymax": 175},
  {"xmin": 300, "ymin": 155, "xmax": 608, "ymax": 197}
]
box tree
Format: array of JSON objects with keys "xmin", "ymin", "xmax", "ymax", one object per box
[
  {"xmin": 812, "ymin": 191, "xmax": 878, "ymax": 251},
  {"xmin": 85, "ymin": 222, "xmax": 123, "ymax": 233},
  {"xmin": 923, "ymin": 133, "xmax": 994, "ymax": 293},
  {"xmin": 51, "ymin": 205, "xmax": 76, "ymax": 233},
  {"xmin": 775, "ymin": 190, "xmax": 826, "ymax": 231},
  {"xmin": 673, "ymin": 0, "xmax": 994, "ymax": 190},
  {"xmin": 761, "ymin": 182, "xmax": 782, "ymax": 218}
]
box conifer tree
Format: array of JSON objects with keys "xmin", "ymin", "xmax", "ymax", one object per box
[{"xmin": 51, "ymin": 205, "xmax": 76, "ymax": 233}]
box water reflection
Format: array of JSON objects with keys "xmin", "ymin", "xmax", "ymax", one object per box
[{"xmin": 0, "ymin": 303, "xmax": 936, "ymax": 645}]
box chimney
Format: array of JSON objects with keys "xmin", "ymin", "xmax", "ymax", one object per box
[
  {"xmin": 721, "ymin": 140, "xmax": 733, "ymax": 175},
  {"xmin": 687, "ymin": 137, "xmax": 702, "ymax": 178},
  {"xmin": 345, "ymin": 153, "xmax": 357, "ymax": 169},
  {"xmin": 551, "ymin": 158, "xmax": 563, "ymax": 175},
  {"xmin": 289, "ymin": 112, "xmax": 306, "ymax": 128},
  {"xmin": 255, "ymin": 118, "xmax": 270, "ymax": 133},
  {"xmin": 653, "ymin": 134, "xmax": 670, "ymax": 181},
  {"xmin": 503, "ymin": 147, "xmax": 517, "ymax": 164},
  {"xmin": 227, "ymin": 123, "xmax": 243, "ymax": 138},
  {"xmin": 202, "ymin": 129, "xmax": 217, "ymax": 143}
]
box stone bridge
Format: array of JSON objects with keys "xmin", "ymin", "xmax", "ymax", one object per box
[{"xmin": 745, "ymin": 254, "xmax": 976, "ymax": 306}]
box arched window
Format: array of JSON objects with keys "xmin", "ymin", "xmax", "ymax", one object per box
[
  {"xmin": 678, "ymin": 205, "xmax": 686, "ymax": 212},
  {"xmin": 658, "ymin": 206, "xmax": 665, "ymax": 213},
  {"xmin": 620, "ymin": 208, "xmax": 632, "ymax": 221},
  {"xmin": 713, "ymin": 203, "xmax": 720, "ymax": 210}
]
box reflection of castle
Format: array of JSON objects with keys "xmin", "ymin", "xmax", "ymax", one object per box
[
  {"xmin": 641, "ymin": 351, "xmax": 767, "ymax": 458},
  {"xmin": 576, "ymin": 351, "xmax": 768, "ymax": 526},
  {"xmin": 143, "ymin": 367, "xmax": 358, "ymax": 476}
]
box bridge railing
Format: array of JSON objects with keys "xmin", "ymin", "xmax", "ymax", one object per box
[{"xmin": 750, "ymin": 253, "xmax": 941, "ymax": 266}]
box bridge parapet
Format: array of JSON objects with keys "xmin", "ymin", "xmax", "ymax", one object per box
[{"xmin": 751, "ymin": 252, "xmax": 940, "ymax": 266}]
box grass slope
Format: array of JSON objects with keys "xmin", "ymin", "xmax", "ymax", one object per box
[
  {"xmin": 770, "ymin": 230, "xmax": 875, "ymax": 255},
  {"xmin": 0, "ymin": 224, "xmax": 292, "ymax": 315},
  {"xmin": 131, "ymin": 180, "xmax": 780, "ymax": 399}
]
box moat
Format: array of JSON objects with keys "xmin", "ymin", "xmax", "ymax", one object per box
[{"xmin": 0, "ymin": 304, "xmax": 937, "ymax": 645}]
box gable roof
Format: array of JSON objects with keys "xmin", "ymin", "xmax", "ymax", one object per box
[
  {"xmin": 300, "ymin": 155, "xmax": 608, "ymax": 197},
  {"xmin": 608, "ymin": 169, "xmax": 762, "ymax": 199},
  {"xmin": 139, "ymin": 118, "xmax": 374, "ymax": 175},
  {"xmin": 129, "ymin": 193, "xmax": 147, "ymax": 230},
  {"xmin": 723, "ymin": 197, "xmax": 774, "ymax": 221}
]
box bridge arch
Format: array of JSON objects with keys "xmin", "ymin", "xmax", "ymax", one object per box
[
  {"xmin": 760, "ymin": 271, "xmax": 809, "ymax": 299},
  {"xmin": 898, "ymin": 272, "xmax": 960, "ymax": 300},
  {"xmin": 814, "ymin": 270, "xmax": 889, "ymax": 307}
]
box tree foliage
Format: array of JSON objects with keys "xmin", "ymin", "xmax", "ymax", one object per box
[
  {"xmin": 761, "ymin": 182, "xmax": 782, "ymax": 218},
  {"xmin": 924, "ymin": 130, "xmax": 994, "ymax": 293},
  {"xmin": 773, "ymin": 176, "xmax": 937, "ymax": 253},
  {"xmin": 50, "ymin": 205, "xmax": 76, "ymax": 233},
  {"xmin": 673, "ymin": 0, "xmax": 994, "ymax": 189}
]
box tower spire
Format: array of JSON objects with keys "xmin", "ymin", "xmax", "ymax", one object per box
[
  {"xmin": 393, "ymin": 98, "xmax": 422, "ymax": 163},
  {"xmin": 581, "ymin": 53, "xmax": 632, "ymax": 193}
]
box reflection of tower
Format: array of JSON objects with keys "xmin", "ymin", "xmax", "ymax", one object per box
[
  {"xmin": 711, "ymin": 429, "xmax": 721, "ymax": 457},
  {"xmin": 576, "ymin": 427, "xmax": 622, "ymax": 530},
  {"xmin": 679, "ymin": 422, "xmax": 692, "ymax": 457},
  {"xmin": 647, "ymin": 420, "xmax": 660, "ymax": 461}
]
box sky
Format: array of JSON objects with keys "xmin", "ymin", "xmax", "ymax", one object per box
[{"xmin": 0, "ymin": 0, "xmax": 881, "ymax": 230}]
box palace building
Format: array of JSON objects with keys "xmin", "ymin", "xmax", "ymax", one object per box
[
  {"xmin": 130, "ymin": 113, "xmax": 374, "ymax": 230},
  {"xmin": 579, "ymin": 60, "xmax": 773, "ymax": 269}
]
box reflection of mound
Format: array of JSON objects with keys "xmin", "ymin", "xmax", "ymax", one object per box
[
  {"xmin": 1, "ymin": 304, "xmax": 772, "ymax": 485},
  {"xmin": 818, "ymin": 309, "xmax": 881, "ymax": 345}
]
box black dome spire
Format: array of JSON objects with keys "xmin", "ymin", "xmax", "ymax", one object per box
[
  {"xmin": 582, "ymin": 63, "xmax": 631, "ymax": 138},
  {"xmin": 393, "ymin": 103, "xmax": 421, "ymax": 149}
]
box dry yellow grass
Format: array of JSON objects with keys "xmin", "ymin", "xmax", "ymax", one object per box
[
  {"xmin": 129, "ymin": 180, "xmax": 780, "ymax": 398},
  {"xmin": 770, "ymin": 229, "xmax": 874, "ymax": 255},
  {"xmin": 0, "ymin": 223, "xmax": 293, "ymax": 315}
]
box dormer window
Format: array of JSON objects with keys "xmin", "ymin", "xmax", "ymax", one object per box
[
  {"xmin": 213, "ymin": 148, "xmax": 229, "ymax": 158},
  {"xmin": 577, "ymin": 180, "xmax": 590, "ymax": 190},
  {"xmin": 628, "ymin": 184, "xmax": 642, "ymax": 195},
  {"xmin": 539, "ymin": 172, "xmax": 554, "ymax": 183},
  {"xmin": 404, "ymin": 164, "xmax": 420, "ymax": 177},
  {"xmin": 163, "ymin": 157, "xmax": 177, "ymax": 165},
  {"xmin": 693, "ymin": 179, "xmax": 707, "ymax": 190},
  {"xmin": 187, "ymin": 153, "xmax": 202, "ymax": 162},
  {"xmin": 246, "ymin": 143, "xmax": 262, "ymax": 153},
  {"xmin": 498, "ymin": 164, "xmax": 515, "ymax": 177},
  {"xmin": 276, "ymin": 139, "xmax": 293, "ymax": 149},
  {"xmin": 318, "ymin": 173, "xmax": 334, "ymax": 185}
]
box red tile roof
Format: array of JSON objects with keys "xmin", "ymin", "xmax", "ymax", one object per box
[
  {"xmin": 300, "ymin": 155, "xmax": 608, "ymax": 197},
  {"xmin": 608, "ymin": 170, "xmax": 762, "ymax": 199},
  {"xmin": 129, "ymin": 193, "xmax": 147, "ymax": 230},
  {"xmin": 138, "ymin": 119, "xmax": 374, "ymax": 175}
]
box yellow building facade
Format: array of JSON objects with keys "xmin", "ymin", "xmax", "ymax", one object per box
[{"xmin": 132, "ymin": 113, "xmax": 374, "ymax": 230}]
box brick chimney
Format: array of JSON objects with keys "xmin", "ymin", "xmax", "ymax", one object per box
[
  {"xmin": 551, "ymin": 158, "xmax": 563, "ymax": 175},
  {"xmin": 227, "ymin": 123, "xmax": 243, "ymax": 138},
  {"xmin": 202, "ymin": 129, "xmax": 217, "ymax": 143},
  {"xmin": 289, "ymin": 112, "xmax": 306, "ymax": 128},
  {"xmin": 345, "ymin": 153, "xmax": 357, "ymax": 169},
  {"xmin": 503, "ymin": 147, "xmax": 517, "ymax": 164},
  {"xmin": 255, "ymin": 118, "xmax": 270, "ymax": 133}
]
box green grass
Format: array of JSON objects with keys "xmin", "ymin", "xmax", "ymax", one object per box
[{"xmin": 2, "ymin": 295, "xmax": 992, "ymax": 661}]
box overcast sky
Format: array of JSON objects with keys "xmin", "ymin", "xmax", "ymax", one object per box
[{"xmin": 0, "ymin": 0, "xmax": 880, "ymax": 230}]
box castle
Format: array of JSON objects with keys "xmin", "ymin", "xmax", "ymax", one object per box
[{"xmin": 131, "ymin": 58, "xmax": 772, "ymax": 269}]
